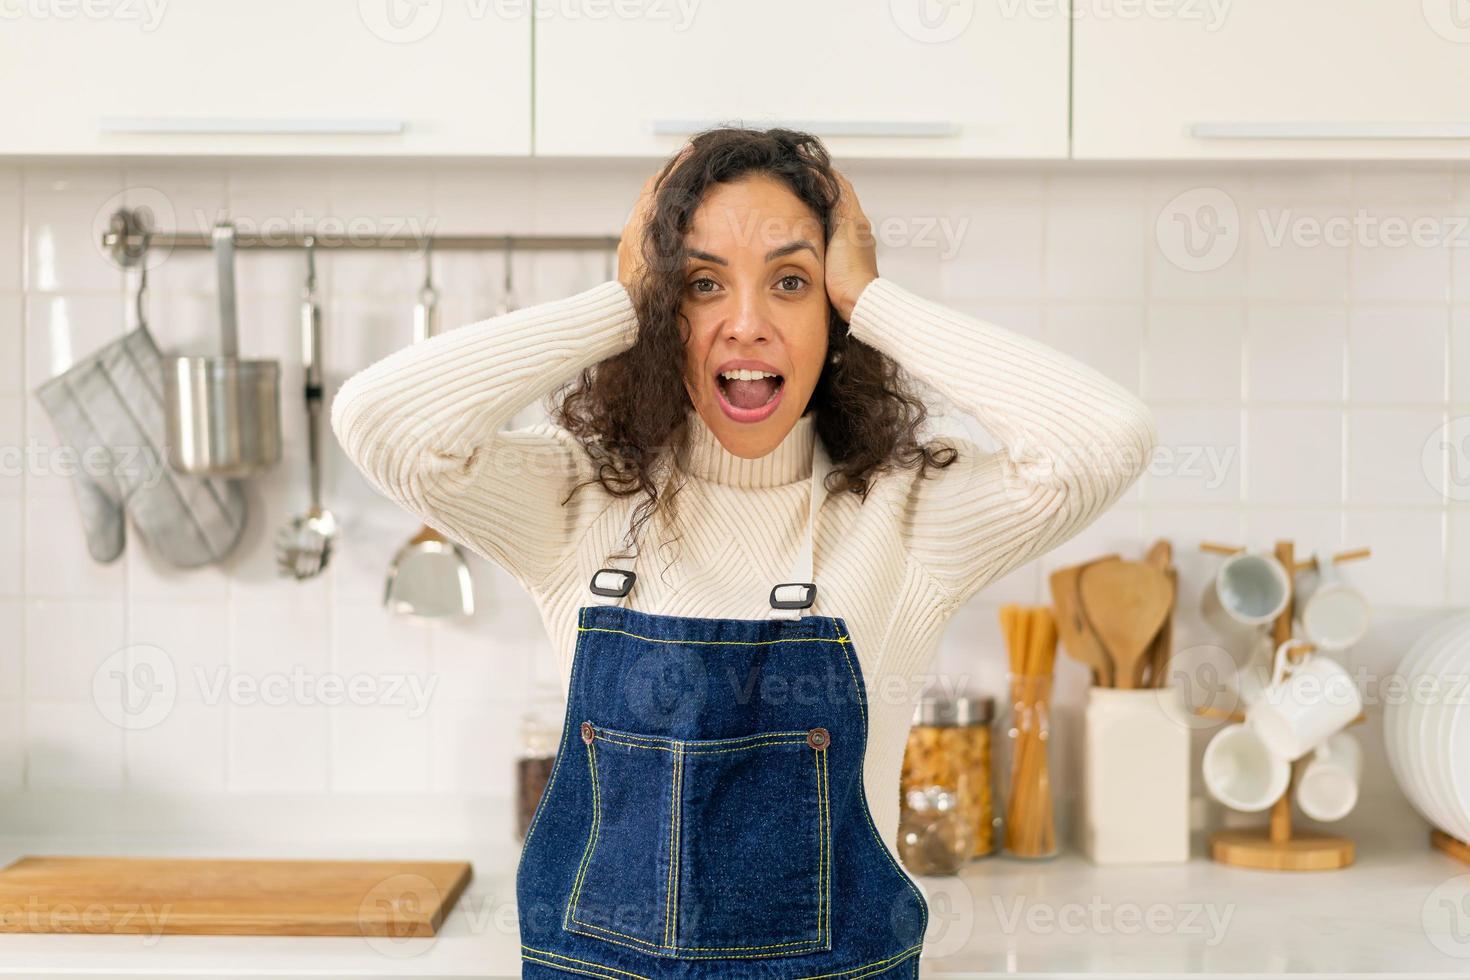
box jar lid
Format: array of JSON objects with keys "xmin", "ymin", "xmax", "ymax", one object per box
[{"xmin": 913, "ymin": 693, "xmax": 994, "ymax": 726}]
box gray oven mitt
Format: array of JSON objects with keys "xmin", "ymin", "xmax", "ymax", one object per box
[{"xmin": 34, "ymin": 325, "xmax": 248, "ymax": 568}]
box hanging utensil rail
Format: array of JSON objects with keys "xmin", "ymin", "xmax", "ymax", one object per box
[{"xmin": 103, "ymin": 207, "xmax": 618, "ymax": 267}]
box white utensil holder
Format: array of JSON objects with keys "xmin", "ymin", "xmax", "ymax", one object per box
[{"xmin": 1082, "ymin": 687, "xmax": 1191, "ymax": 864}]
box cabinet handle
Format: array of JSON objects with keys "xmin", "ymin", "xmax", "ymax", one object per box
[
  {"xmin": 651, "ymin": 119, "xmax": 958, "ymax": 139},
  {"xmin": 99, "ymin": 117, "xmax": 407, "ymax": 135},
  {"xmin": 1191, "ymin": 122, "xmax": 1470, "ymax": 140}
]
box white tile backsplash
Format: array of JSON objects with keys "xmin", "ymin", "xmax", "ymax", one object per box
[{"xmin": 2, "ymin": 158, "xmax": 1467, "ymax": 842}]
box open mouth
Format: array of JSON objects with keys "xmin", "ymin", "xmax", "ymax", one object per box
[{"xmin": 715, "ymin": 368, "xmax": 785, "ymax": 423}]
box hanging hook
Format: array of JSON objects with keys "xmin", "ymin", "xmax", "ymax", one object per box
[
  {"xmin": 303, "ymin": 234, "xmax": 318, "ymax": 298},
  {"xmin": 414, "ymin": 237, "xmax": 440, "ymax": 343},
  {"xmin": 498, "ymin": 235, "xmax": 517, "ymax": 315},
  {"xmin": 133, "ymin": 227, "xmax": 151, "ymax": 329}
]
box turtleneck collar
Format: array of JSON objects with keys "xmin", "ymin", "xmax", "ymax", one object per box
[{"xmin": 679, "ymin": 411, "xmax": 817, "ymax": 487}]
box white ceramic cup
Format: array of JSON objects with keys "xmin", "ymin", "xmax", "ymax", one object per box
[
  {"xmin": 1203, "ymin": 552, "xmax": 1291, "ymax": 635},
  {"xmin": 1203, "ymin": 723, "xmax": 1291, "ymax": 812},
  {"xmin": 1296, "ymin": 732, "xmax": 1362, "ymax": 822},
  {"xmin": 1248, "ymin": 640, "xmax": 1364, "ymax": 762},
  {"xmin": 1295, "ymin": 558, "xmax": 1371, "ymax": 652}
]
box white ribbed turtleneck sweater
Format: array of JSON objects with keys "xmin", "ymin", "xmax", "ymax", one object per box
[{"xmin": 330, "ymin": 278, "xmax": 1156, "ymax": 853}]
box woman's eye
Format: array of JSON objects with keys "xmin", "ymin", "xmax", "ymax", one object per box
[
  {"xmin": 777, "ymin": 275, "xmax": 807, "ymax": 292},
  {"xmin": 688, "ymin": 276, "xmax": 719, "ymax": 294}
]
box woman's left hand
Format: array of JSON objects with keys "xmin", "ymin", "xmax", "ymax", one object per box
[{"xmin": 825, "ymin": 170, "xmax": 879, "ymax": 322}]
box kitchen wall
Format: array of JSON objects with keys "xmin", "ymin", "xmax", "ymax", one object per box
[{"xmin": 1, "ymin": 158, "xmax": 1466, "ymax": 846}]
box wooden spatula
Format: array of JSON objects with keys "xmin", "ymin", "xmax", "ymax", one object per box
[
  {"xmin": 1079, "ymin": 560, "xmax": 1175, "ymax": 690},
  {"xmin": 1143, "ymin": 540, "xmax": 1175, "ymax": 688},
  {"xmin": 1049, "ymin": 555, "xmax": 1119, "ymax": 688}
]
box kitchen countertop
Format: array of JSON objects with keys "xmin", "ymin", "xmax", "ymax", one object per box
[{"xmin": 0, "ymin": 835, "xmax": 1467, "ymax": 978}]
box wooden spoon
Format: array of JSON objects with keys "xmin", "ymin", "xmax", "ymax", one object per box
[
  {"xmin": 1049, "ymin": 555, "xmax": 1119, "ymax": 688},
  {"xmin": 1143, "ymin": 540, "xmax": 1175, "ymax": 687},
  {"xmin": 1079, "ymin": 560, "xmax": 1175, "ymax": 690}
]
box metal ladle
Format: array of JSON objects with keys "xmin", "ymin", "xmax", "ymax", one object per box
[
  {"xmin": 275, "ymin": 239, "xmax": 338, "ymax": 580},
  {"xmin": 383, "ymin": 244, "xmax": 475, "ymax": 618}
]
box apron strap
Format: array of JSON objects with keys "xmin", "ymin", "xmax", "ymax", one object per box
[
  {"xmin": 769, "ymin": 437, "xmax": 830, "ymax": 621},
  {"xmin": 584, "ymin": 430, "xmax": 830, "ymax": 618}
]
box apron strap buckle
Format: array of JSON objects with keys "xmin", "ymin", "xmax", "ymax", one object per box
[
  {"xmin": 589, "ymin": 568, "xmax": 636, "ymax": 598},
  {"xmin": 769, "ymin": 582, "xmax": 816, "ymax": 611}
]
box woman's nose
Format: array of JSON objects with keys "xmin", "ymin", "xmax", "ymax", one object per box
[{"xmin": 723, "ymin": 290, "xmax": 771, "ymax": 345}]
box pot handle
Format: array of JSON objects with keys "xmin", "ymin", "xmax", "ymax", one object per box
[{"xmin": 213, "ymin": 222, "xmax": 239, "ymax": 357}]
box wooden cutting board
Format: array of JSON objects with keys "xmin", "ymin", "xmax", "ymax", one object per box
[{"xmin": 0, "ymin": 856, "xmax": 473, "ymax": 936}]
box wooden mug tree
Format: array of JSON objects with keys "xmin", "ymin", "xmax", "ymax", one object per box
[{"xmin": 1197, "ymin": 539, "xmax": 1370, "ymax": 872}]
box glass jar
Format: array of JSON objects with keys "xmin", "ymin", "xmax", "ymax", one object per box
[
  {"xmin": 900, "ymin": 694, "xmax": 995, "ymax": 863},
  {"xmin": 897, "ymin": 785, "xmax": 974, "ymax": 876},
  {"xmin": 998, "ymin": 674, "xmax": 1057, "ymax": 859},
  {"xmin": 515, "ymin": 686, "xmax": 564, "ymax": 841}
]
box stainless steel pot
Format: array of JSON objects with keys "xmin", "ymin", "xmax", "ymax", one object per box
[{"xmin": 165, "ymin": 223, "xmax": 281, "ymax": 477}]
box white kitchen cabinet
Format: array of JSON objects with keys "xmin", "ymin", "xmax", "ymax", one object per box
[
  {"xmin": 534, "ymin": 1, "xmax": 1069, "ymax": 159},
  {"xmin": 0, "ymin": 1, "xmax": 530, "ymax": 156},
  {"xmin": 1073, "ymin": 0, "xmax": 1470, "ymax": 160}
]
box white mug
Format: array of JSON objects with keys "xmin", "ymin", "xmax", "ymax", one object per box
[
  {"xmin": 1295, "ymin": 732, "xmax": 1362, "ymax": 823},
  {"xmin": 1204, "ymin": 552, "xmax": 1291, "ymax": 636},
  {"xmin": 1248, "ymin": 640, "xmax": 1363, "ymax": 762},
  {"xmin": 1295, "ymin": 558, "xmax": 1371, "ymax": 652},
  {"xmin": 1203, "ymin": 723, "xmax": 1290, "ymax": 812}
]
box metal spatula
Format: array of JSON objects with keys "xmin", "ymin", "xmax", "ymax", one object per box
[{"xmin": 382, "ymin": 247, "xmax": 475, "ymax": 618}]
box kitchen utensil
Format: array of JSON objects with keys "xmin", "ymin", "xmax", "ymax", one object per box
[
  {"xmin": 1413, "ymin": 626, "xmax": 1470, "ymax": 842},
  {"xmin": 1387, "ymin": 618, "xmax": 1469, "ymax": 841},
  {"xmin": 1295, "ymin": 556, "xmax": 1370, "ymax": 651},
  {"xmin": 1143, "ymin": 540, "xmax": 1176, "ymax": 688},
  {"xmin": 1296, "ymin": 731, "xmax": 1361, "ymax": 823},
  {"xmin": 1079, "ymin": 560, "xmax": 1174, "ymax": 690},
  {"xmin": 0, "ymin": 856, "xmax": 471, "ymax": 936},
  {"xmin": 497, "ymin": 235, "xmax": 518, "ymax": 315},
  {"xmin": 34, "ymin": 247, "xmax": 248, "ymax": 567},
  {"xmin": 1083, "ymin": 686, "xmax": 1189, "ymax": 864},
  {"xmin": 164, "ymin": 222, "xmax": 281, "ymax": 477},
  {"xmin": 383, "ymin": 249, "xmax": 475, "ymax": 619},
  {"xmin": 1203, "ymin": 723, "xmax": 1290, "ymax": 813},
  {"xmin": 1247, "ymin": 639, "xmax": 1362, "ymax": 762},
  {"xmin": 1203, "ymin": 551, "xmax": 1290, "ymax": 635},
  {"xmin": 276, "ymin": 241, "xmax": 338, "ymax": 581},
  {"xmin": 1049, "ymin": 554, "xmax": 1119, "ymax": 687}
]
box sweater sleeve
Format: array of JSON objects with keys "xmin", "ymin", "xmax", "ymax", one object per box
[
  {"xmin": 846, "ymin": 278, "xmax": 1157, "ymax": 605},
  {"xmin": 329, "ymin": 280, "xmax": 639, "ymax": 589}
]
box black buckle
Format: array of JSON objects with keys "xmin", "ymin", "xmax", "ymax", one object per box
[
  {"xmin": 769, "ymin": 582, "xmax": 816, "ymax": 610},
  {"xmin": 589, "ymin": 568, "xmax": 636, "ymax": 598}
]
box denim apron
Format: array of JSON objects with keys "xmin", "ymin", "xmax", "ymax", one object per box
[{"xmin": 516, "ymin": 438, "xmax": 928, "ymax": 979}]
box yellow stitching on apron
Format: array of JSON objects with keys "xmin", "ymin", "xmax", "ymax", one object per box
[
  {"xmin": 522, "ymin": 954, "xmax": 628, "ymax": 980},
  {"xmin": 577, "ymin": 625, "xmax": 842, "ymax": 647},
  {"xmin": 593, "ymin": 733, "xmax": 808, "ymax": 755},
  {"xmin": 835, "ymin": 639, "xmax": 928, "ymax": 941},
  {"xmin": 672, "ymin": 747, "xmax": 684, "ymax": 943},
  {"xmin": 522, "ymin": 946, "xmax": 652, "ymax": 980},
  {"xmin": 567, "ymin": 917, "xmax": 823, "ymax": 955},
  {"xmin": 592, "ymin": 726, "xmax": 811, "ymax": 748},
  {"xmin": 663, "ymin": 744, "xmax": 679, "ymax": 947},
  {"xmin": 814, "ymin": 745, "xmax": 826, "ymax": 943},
  {"xmin": 522, "ymin": 941, "xmax": 923, "ymax": 979},
  {"xmin": 564, "ymin": 739, "xmax": 601, "ymax": 927}
]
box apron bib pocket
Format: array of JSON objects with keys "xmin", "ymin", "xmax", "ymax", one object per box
[{"xmin": 564, "ymin": 722, "xmax": 833, "ymax": 960}]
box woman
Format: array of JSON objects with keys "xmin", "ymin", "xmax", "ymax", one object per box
[{"xmin": 332, "ymin": 128, "xmax": 1155, "ymax": 979}]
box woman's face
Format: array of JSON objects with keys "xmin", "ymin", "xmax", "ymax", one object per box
[{"xmin": 680, "ymin": 174, "xmax": 830, "ymax": 460}]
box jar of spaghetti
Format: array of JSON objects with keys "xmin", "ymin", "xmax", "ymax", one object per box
[{"xmin": 900, "ymin": 694, "xmax": 995, "ymax": 860}]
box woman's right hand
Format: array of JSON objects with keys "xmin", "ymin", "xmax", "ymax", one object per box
[{"xmin": 617, "ymin": 148, "xmax": 691, "ymax": 292}]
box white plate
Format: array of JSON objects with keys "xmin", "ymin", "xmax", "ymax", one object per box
[
  {"xmin": 1387, "ymin": 617, "xmax": 1469, "ymax": 837},
  {"xmin": 1418, "ymin": 635, "xmax": 1470, "ymax": 841}
]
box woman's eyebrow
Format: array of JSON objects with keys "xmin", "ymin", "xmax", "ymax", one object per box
[{"xmin": 685, "ymin": 240, "xmax": 817, "ymax": 266}]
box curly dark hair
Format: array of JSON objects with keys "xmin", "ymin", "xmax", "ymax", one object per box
[{"xmin": 552, "ymin": 126, "xmax": 957, "ymax": 550}]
